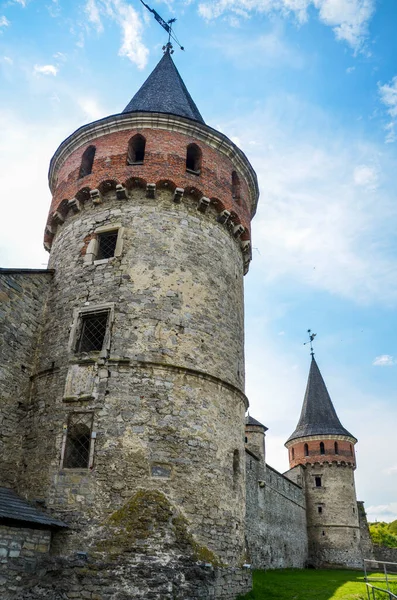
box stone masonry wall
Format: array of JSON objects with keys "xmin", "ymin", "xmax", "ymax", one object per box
[
  {"xmin": 0, "ymin": 270, "xmax": 52, "ymax": 489},
  {"xmin": 19, "ymin": 185, "xmax": 249, "ymax": 580},
  {"xmin": 245, "ymin": 453, "xmax": 308, "ymax": 569},
  {"xmin": 0, "ymin": 524, "xmax": 51, "ymax": 597},
  {"xmin": 304, "ymin": 463, "xmax": 362, "ymax": 568},
  {"xmin": 357, "ymin": 501, "xmax": 375, "ymax": 560}
]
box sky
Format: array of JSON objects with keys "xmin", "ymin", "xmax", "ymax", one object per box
[{"xmin": 0, "ymin": 0, "xmax": 396, "ymax": 524}]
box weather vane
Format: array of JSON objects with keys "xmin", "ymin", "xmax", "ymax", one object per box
[
  {"xmin": 139, "ymin": 0, "xmax": 185, "ymax": 53},
  {"xmin": 304, "ymin": 329, "xmax": 317, "ymax": 358}
]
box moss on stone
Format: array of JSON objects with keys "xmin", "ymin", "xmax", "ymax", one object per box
[{"xmin": 95, "ymin": 489, "xmax": 224, "ymax": 566}]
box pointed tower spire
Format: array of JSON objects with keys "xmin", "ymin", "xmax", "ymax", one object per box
[
  {"xmin": 287, "ymin": 357, "xmax": 356, "ymax": 443},
  {"xmin": 123, "ymin": 52, "xmax": 205, "ymax": 124}
]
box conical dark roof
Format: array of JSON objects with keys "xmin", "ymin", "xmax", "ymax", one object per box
[
  {"xmin": 287, "ymin": 357, "xmax": 355, "ymax": 443},
  {"xmin": 123, "ymin": 51, "xmax": 205, "ymax": 124},
  {"xmin": 246, "ymin": 415, "xmax": 268, "ymax": 431}
]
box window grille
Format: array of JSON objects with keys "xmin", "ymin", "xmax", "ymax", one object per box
[
  {"xmin": 63, "ymin": 413, "xmax": 93, "ymax": 469},
  {"xmin": 97, "ymin": 230, "xmax": 118, "ymax": 260},
  {"xmin": 77, "ymin": 311, "xmax": 108, "ymax": 353}
]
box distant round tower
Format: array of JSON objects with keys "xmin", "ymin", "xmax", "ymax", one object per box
[
  {"xmin": 22, "ymin": 49, "xmax": 259, "ymax": 598},
  {"xmin": 285, "ymin": 356, "xmax": 362, "ymax": 568}
]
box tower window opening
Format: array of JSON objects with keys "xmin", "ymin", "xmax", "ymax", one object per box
[
  {"xmin": 315, "ymin": 476, "xmax": 322, "ymax": 488},
  {"xmin": 353, "ymin": 507, "xmax": 355, "ymax": 514},
  {"xmin": 76, "ymin": 311, "xmax": 109, "ymax": 353},
  {"xmin": 79, "ymin": 145, "xmax": 96, "ymax": 178},
  {"xmin": 63, "ymin": 413, "xmax": 93, "ymax": 469},
  {"xmin": 231, "ymin": 171, "xmax": 241, "ymax": 201},
  {"xmin": 322, "ymin": 530, "xmax": 325, "ymax": 536},
  {"xmin": 244, "ymin": 436, "xmax": 248, "ymax": 443},
  {"xmin": 186, "ymin": 143, "xmax": 202, "ymax": 174},
  {"xmin": 97, "ymin": 230, "xmax": 118, "ymax": 260},
  {"xmin": 233, "ymin": 449, "xmax": 240, "ymax": 483},
  {"xmin": 320, "ymin": 442, "xmax": 325, "ymax": 455},
  {"xmin": 304, "ymin": 443, "xmax": 309, "ymax": 457},
  {"xmin": 318, "ymin": 506, "xmax": 323, "ymax": 514},
  {"xmin": 350, "ymin": 444, "xmax": 353, "ymax": 456},
  {"xmin": 291, "ymin": 447, "xmax": 295, "ymax": 460},
  {"xmin": 127, "ymin": 134, "xmax": 146, "ymax": 165},
  {"xmin": 334, "ymin": 441, "xmax": 339, "ymax": 455}
]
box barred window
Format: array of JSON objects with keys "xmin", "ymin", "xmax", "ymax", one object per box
[
  {"xmin": 63, "ymin": 413, "xmax": 93, "ymax": 469},
  {"xmin": 97, "ymin": 230, "xmax": 118, "ymax": 260},
  {"xmin": 76, "ymin": 311, "xmax": 108, "ymax": 353}
]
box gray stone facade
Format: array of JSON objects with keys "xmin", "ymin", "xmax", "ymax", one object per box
[{"xmin": 245, "ymin": 452, "xmax": 307, "ymax": 569}]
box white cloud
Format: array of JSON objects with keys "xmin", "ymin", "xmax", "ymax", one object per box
[
  {"xmin": 84, "ymin": 0, "xmax": 149, "ymax": 69},
  {"xmin": 208, "ymin": 28, "xmax": 304, "ymax": 70},
  {"xmin": 198, "ymin": 0, "xmax": 374, "ymax": 51},
  {"xmin": 33, "ymin": 64, "xmax": 58, "ymax": 76},
  {"xmin": 353, "ymin": 164, "xmax": 378, "ymax": 189},
  {"xmin": 0, "ymin": 16, "xmax": 10, "ymax": 29},
  {"xmin": 379, "ymin": 76, "xmax": 397, "ymax": 143},
  {"xmin": 85, "ymin": 0, "xmax": 103, "ymax": 33},
  {"xmin": 366, "ymin": 503, "xmax": 397, "ymax": 523},
  {"xmin": 213, "ymin": 97, "xmax": 397, "ymax": 306},
  {"xmin": 77, "ymin": 97, "xmax": 107, "ymax": 121},
  {"xmin": 385, "ymin": 465, "xmax": 397, "ymax": 475},
  {"xmin": 346, "ymin": 66, "xmax": 355, "ymax": 74},
  {"xmin": 373, "ymin": 355, "xmax": 396, "ymax": 367},
  {"xmin": 10, "ymin": 0, "xmax": 27, "ymax": 5},
  {"xmin": 2, "ymin": 56, "xmax": 13, "ymax": 64}
]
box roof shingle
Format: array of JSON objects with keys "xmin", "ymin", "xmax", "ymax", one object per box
[
  {"xmin": 122, "ymin": 51, "xmax": 205, "ymax": 124},
  {"xmin": 287, "ymin": 357, "xmax": 356, "ymax": 443},
  {"xmin": 0, "ymin": 487, "xmax": 67, "ymax": 528}
]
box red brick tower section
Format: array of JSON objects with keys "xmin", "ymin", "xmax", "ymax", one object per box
[
  {"xmin": 45, "ymin": 55, "xmax": 258, "ymax": 274},
  {"xmin": 285, "ymin": 357, "xmax": 362, "ymax": 568}
]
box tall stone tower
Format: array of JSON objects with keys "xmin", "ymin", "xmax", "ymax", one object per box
[
  {"xmin": 285, "ymin": 356, "xmax": 362, "ymax": 568},
  {"xmin": 19, "ymin": 49, "xmax": 259, "ymax": 598}
]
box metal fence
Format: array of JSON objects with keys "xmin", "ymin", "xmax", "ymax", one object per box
[{"xmin": 364, "ymin": 559, "xmax": 397, "ymax": 600}]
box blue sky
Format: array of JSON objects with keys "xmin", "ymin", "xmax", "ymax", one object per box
[{"xmin": 0, "ymin": 0, "xmax": 396, "ymax": 523}]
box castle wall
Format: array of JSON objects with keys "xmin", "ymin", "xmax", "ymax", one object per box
[
  {"xmin": 0, "ymin": 524, "xmax": 51, "ymax": 598},
  {"xmin": 304, "ymin": 463, "xmax": 362, "ymax": 568},
  {"xmin": 20, "ymin": 186, "xmax": 248, "ymax": 577},
  {"xmin": 0, "ymin": 270, "xmax": 52, "ymax": 489},
  {"xmin": 245, "ymin": 453, "xmax": 307, "ymax": 569},
  {"xmin": 357, "ymin": 501, "xmax": 375, "ymax": 560}
]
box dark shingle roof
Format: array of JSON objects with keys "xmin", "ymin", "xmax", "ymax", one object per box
[
  {"xmin": 287, "ymin": 357, "xmax": 356, "ymax": 443},
  {"xmin": 0, "ymin": 487, "xmax": 67, "ymax": 528},
  {"xmin": 246, "ymin": 415, "xmax": 268, "ymax": 430},
  {"xmin": 122, "ymin": 51, "xmax": 205, "ymax": 124}
]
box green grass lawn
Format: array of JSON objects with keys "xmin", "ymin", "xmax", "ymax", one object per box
[{"xmin": 237, "ymin": 569, "xmax": 397, "ymax": 600}]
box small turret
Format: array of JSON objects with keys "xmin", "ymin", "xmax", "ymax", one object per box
[{"xmin": 285, "ymin": 356, "xmax": 362, "ymax": 568}]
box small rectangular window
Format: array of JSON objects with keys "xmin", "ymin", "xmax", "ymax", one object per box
[
  {"xmin": 63, "ymin": 413, "xmax": 93, "ymax": 469},
  {"xmin": 97, "ymin": 230, "xmax": 118, "ymax": 260},
  {"xmin": 318, "ymin": 506, "xmax": 323, "ymax": 514},
  {"xmin": 76, "ymin": 311, "xmax": 108, "ymax": 353},
  {"xmin": 315, "ymin": 476, "xmax": 322, "ymax": 487}
]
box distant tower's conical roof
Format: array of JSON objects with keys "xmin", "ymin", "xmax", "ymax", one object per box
[
  {"xmin": 123, "ymin": 50, "xmax": 205, "ymax": 124},
  {"xmin": 287, "ymin": 357, "xmax": 355, "ymax": 443}
]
